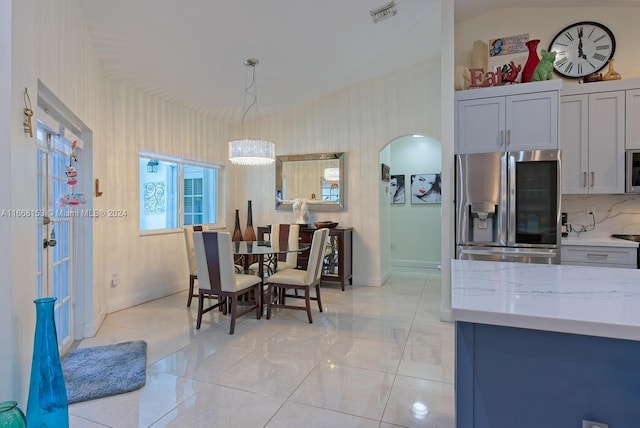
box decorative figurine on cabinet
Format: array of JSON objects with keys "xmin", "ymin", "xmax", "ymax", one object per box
[
  {"xmin": 531, "ymin": 50, "xmax": 557, "ymax": 81},
  {"xmin": 602, "ymin": 59, "xmax": 622, "ymax": 81}
]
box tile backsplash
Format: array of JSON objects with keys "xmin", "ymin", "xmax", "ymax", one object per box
[{"xmin": 562, "ymin": 194, "xmax": 640, "ymax": 237}]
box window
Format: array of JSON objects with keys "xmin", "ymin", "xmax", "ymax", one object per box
[{"xmin": 139, "ymin": 154, "xmax": 223, "ymax": 232}]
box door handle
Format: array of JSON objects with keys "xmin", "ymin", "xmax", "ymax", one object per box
[
  {"xmin": 500, "ymin": 130, "xmax": 504, "ymax": 147},
  {"xmin": 583, "ymin": 172, "xmax": 587, "ymax": 187},
  {"xmin": 591, "ymin": 171, "xmax": 595, "ymax": 187},
  {"xmin": 43, "ymin": 227, "xmax": 56, "ymax": 248},
  {"xmin": 506, "ymin": 129, "xmax": 511, "ymax": 146}
]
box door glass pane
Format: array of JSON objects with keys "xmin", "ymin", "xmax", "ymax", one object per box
[{"xmin": 515, "ymin": 160, "xmax": 558, "ymax": 245}]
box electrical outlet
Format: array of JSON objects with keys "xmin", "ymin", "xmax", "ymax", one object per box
[
  {"xmin": 582, "ymin": 420, "xmax": 608, "ymax": 428},
  {"xmin": 586, "ymin": 206, "xmax": 596, "ymax": 216},
  {"xmin": 110, "ymin": 274, "xmax": 119, "ymax": 287}
]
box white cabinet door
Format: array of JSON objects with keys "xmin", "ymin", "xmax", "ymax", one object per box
[
  {"xmin": 560, "ymin": 95, "xmax": 589, "ymax": 194},
  {"xmin": 588, "ymin": 91, "xmax": 625, "ymax": 194},
  {"xmin": 456, "ymin": 90, "xmax": 558, "ymax": 154},
  {"xmin": 506, "ymin": 91, "xmax": 559, "ymax": 152},
  {"xmin": 456, "ymin": 97, "xmax": 506, "ymax": 154},
  {"xmin": 626, "ymin": 89, "xmax": 640, "ymax": 149},
  {"xmin": 560, "ymin": 91, "xmax": 625, "ymax": 194}
]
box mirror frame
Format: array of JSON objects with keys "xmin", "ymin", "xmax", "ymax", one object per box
[{"xmin": 275, "ymin": 152, "xmax": 345, "ymax": 211}]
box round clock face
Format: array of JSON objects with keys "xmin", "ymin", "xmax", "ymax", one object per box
[{"xmin": 548, "ymin": 21, "xmax": 616, "ymax": 78}]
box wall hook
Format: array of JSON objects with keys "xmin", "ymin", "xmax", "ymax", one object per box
[{"xmin": 95, "ymin": 178, "xmax": 103, "ymax": 197}]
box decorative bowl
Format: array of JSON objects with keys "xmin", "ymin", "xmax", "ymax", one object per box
[{"xmin": 314, "ymin": 221, "xmax": 338, "ymax": 229}]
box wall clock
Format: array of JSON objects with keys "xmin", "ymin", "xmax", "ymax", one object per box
[{"xmin": 548, "ymin": 21, "xmax": 616, "ymax": 79}]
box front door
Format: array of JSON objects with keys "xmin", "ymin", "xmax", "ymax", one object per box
[{"xmin": 36, "ymin": 124, "xmax": 76, "ymax": 353}]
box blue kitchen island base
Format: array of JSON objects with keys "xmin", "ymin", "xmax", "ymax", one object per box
[{"xmin": 456, "ymin": 321, "xmax": 640, "ymax": 428}]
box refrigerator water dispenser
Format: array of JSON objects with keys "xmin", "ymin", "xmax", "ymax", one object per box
[{"xmin": 470, "ymin": 202, "xmax": 496, "ymax": 243}]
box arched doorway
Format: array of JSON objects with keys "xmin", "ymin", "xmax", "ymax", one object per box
[{"xmin": 381, "ymin": 134, "xmax": 442, "ymax": 269}]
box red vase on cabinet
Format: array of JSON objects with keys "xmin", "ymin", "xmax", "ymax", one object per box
[{"xmin": 521, "ymin": 39, "xmax": 540, "ymax": 83}]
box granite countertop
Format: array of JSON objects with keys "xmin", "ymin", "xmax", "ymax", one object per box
[
  {"xmin": 562, "ymin": 236, "xmax": 639, "ymax": 248},
  {"xmin": 451, "ymin": 259, "xmax": 640, "ymax": 341}
]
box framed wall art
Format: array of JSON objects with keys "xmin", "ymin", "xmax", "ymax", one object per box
[
  {"xmin": 411, "ymin": 173, "xmax": 441, "ymax": 204},
  {"xmin": 381, "ymin": 163, "xmax": 390, "ymax": 182},
  {"xmin": 390, "ymin": 174, "xmax": 405, "ymax": 204}
]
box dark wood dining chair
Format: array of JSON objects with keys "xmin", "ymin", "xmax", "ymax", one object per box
[
  {"xmin": 193, "ymin": 231, "xmax": 261, "ymax": 334},
  {"xmin": 265, "ymin": 228, "xmax": 329, "ymax": 323}
]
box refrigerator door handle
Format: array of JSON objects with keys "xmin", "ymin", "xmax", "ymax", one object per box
[
  {"xmin": 500, "ymin": 130, "xmax": 504, "ymax": 147},
  {"xmin": 507, "ymin": 153, "xmax": 516, "ymax": 246},
  {"xmin": 583, "ymin": 171, "xmax": 587, "ymax": 188}
]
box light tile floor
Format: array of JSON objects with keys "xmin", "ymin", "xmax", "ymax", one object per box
[{"xmin": 68, "ymin": 267, "xmax": 454, "ymax": 428}]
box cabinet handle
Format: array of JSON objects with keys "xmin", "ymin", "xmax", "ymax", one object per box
[
  {"xmin": 591, "ymin": 171, "xmax": 595, "ymax": 187},
  {"xmin": 506, "ymin": 129, "xmax": 511, "ymax": 146},
  {"xmin": 583, "ymin": 172, "xmax": 587, "ymax": 187},
  {"xmin": 500, "ymin": 130, "xmax": 504, "ymax": 147}
]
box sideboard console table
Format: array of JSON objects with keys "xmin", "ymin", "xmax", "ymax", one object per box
[{"xmin": 258, "ymin": 225, "xmax": 353, "ymax": 291}]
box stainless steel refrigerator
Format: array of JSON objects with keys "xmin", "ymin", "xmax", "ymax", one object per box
[{"xmin": 455, "ymin": 149, "xmax": 562, "ymax": 264}]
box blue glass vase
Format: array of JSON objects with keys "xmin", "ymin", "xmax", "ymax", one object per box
[
  {"xmin": 26, "ymin": 297, "xmax": 69, "ymax": 427},
  {"xmin": 0, "ymin": 401, "xmax": 26, "ymax": 427}
]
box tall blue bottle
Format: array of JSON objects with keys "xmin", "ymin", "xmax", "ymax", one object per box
[{"xmin": 26, "ymin": 297, "xmax": 69, "ymax": 427}]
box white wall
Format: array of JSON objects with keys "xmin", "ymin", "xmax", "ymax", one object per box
[{"xmin": 389, "ymin": 135, "xmax": 442, "ymax": 268}]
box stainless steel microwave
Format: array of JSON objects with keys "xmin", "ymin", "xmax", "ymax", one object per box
[{"xmin": 626, "ymin": 150, "xmax": 640, "ymax": 193}]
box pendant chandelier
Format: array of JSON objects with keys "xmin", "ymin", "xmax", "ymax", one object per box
[{"xmin": 229, "ymin": 58, "xmax": 275, "ymax": 166}]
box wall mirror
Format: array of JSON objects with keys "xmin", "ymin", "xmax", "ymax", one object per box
[{"xmin": 276, "ymin": 152, "xmax": 345, "ymax": 211}]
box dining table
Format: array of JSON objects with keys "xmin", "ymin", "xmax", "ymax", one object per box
[{"xmin": 233, "ymin": 240, "xmax": 310, "ymax": 311}]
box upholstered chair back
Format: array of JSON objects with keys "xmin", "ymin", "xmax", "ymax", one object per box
[
  {"xmin": 184, "ymin": 224, "xmax": 209, "ymax": 275},
  {"xmin": 193, "ymin": 231, "xmax": 237, "ymax": 293},
  {"xmin": 272, "ymin": 224, "xmax": 300, "ymax": 266},
  {"xmin": 305, "ymin": 228, "xmax": 329, "ymax": 285}
]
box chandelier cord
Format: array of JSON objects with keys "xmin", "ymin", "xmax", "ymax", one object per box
[{"xmin": 240, "ymin": 64, "xmax": 258, "ymax": 138}]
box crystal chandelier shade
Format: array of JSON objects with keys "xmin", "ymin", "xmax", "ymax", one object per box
[{"xmin": 229, "ymin": 139, "xmax": 275, "ymax": 166}]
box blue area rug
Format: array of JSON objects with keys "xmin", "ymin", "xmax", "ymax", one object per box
[{"xmin": 62, "ymin": 340, "xmax": 147, "ymax": 404}]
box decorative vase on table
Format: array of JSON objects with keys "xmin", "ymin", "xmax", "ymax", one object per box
[
  {"xmin": 0, "ymin": 401, "xmax": 26, "ymax": 427},
  {"xmin": 243, "ymin": 200, "xmax": 257, "ymax": 242},
  {"xmin": 521, "ymin": 39, "xmax": 540, "ymax": 83},
  {"xmin": 26, "ymin": 297, "xmax": 69, "ymax": 427},
  {"xmin": 232, "ymin": 209, "xmax": 243, "ymax": 242}
]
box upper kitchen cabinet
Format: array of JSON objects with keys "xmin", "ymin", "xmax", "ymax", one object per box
[
  {"xmin": 560, "ymin": 90, "xmax": 625, "ymax": 194},
  {"xmin": 627, "ymin": 88, "xmax": 640, "ymax": 149},
  {"xmin": 455, "ymin": 80, "xmax": 561, "ymax": 154}
]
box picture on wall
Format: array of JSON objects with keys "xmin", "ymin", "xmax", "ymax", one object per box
[
  {"xmin": 381, "ymin": 163, "xmax": 390, "ymax": 182},
  {"xmin": 411, "ymin": 173, "xmax": 441, "ymax": 204},
  {"xmin": 390, "ymin": 174, "xmax": 405, "ymax": 204}
]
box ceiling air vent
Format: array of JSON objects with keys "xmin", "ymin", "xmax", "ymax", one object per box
[{"xmin": 370, "ymin": 1, "xmax": 398, "ymax": 23}]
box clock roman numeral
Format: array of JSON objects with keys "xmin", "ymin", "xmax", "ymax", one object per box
[
  {"xmin": 564, "ymin": 31, "xmax": 574, "ymax": 41},
  {"xmin": 577, "ymin": 63, "xmax": 583, "ymax": 74},
  {"xmin": 556, "ymin": 57, "xmax": 568, "ymax": 67},
  {"xmin": 593, "ymin": 35, "xmax": 606, "ymax": 43},
  {"xmin": 595, "ymin": 45, "xmax": 610, "ymax": 51},
  {"xmin": 588, "ymin": 27, "xmax": 596, "ymax": 38},
  {"xmin": 565, "ymin": 62, "xmax": 574, "ymax": 73},
  {"xmin": 592, "ymin": 53, "xmax": 606, "ymax": 62}
]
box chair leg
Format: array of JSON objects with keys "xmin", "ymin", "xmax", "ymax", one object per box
[
  {"xmin": 266, "ymin": 284, "xmax": 273, "ymax": 319},
  {"xmin": 187, "ymin": 274, "xmax": 196, "ymax": 307},
  {"xmin": 196, "ymin": 294, "xmax": 204, "ymax": 329},
  {"xmin": 255, "ymin": 287, "xmax": 262, "ymax": 320},
  {"xmin": 229, "ymin": 296, "xmax": 237, "ymax": 334},
  {"xmin": 305, "ymin": 287, "xmax": 312, "ymax": 323},
  {"xmin": 315, "ymin": 283, "xmax": 323, "ymax": 312}
]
